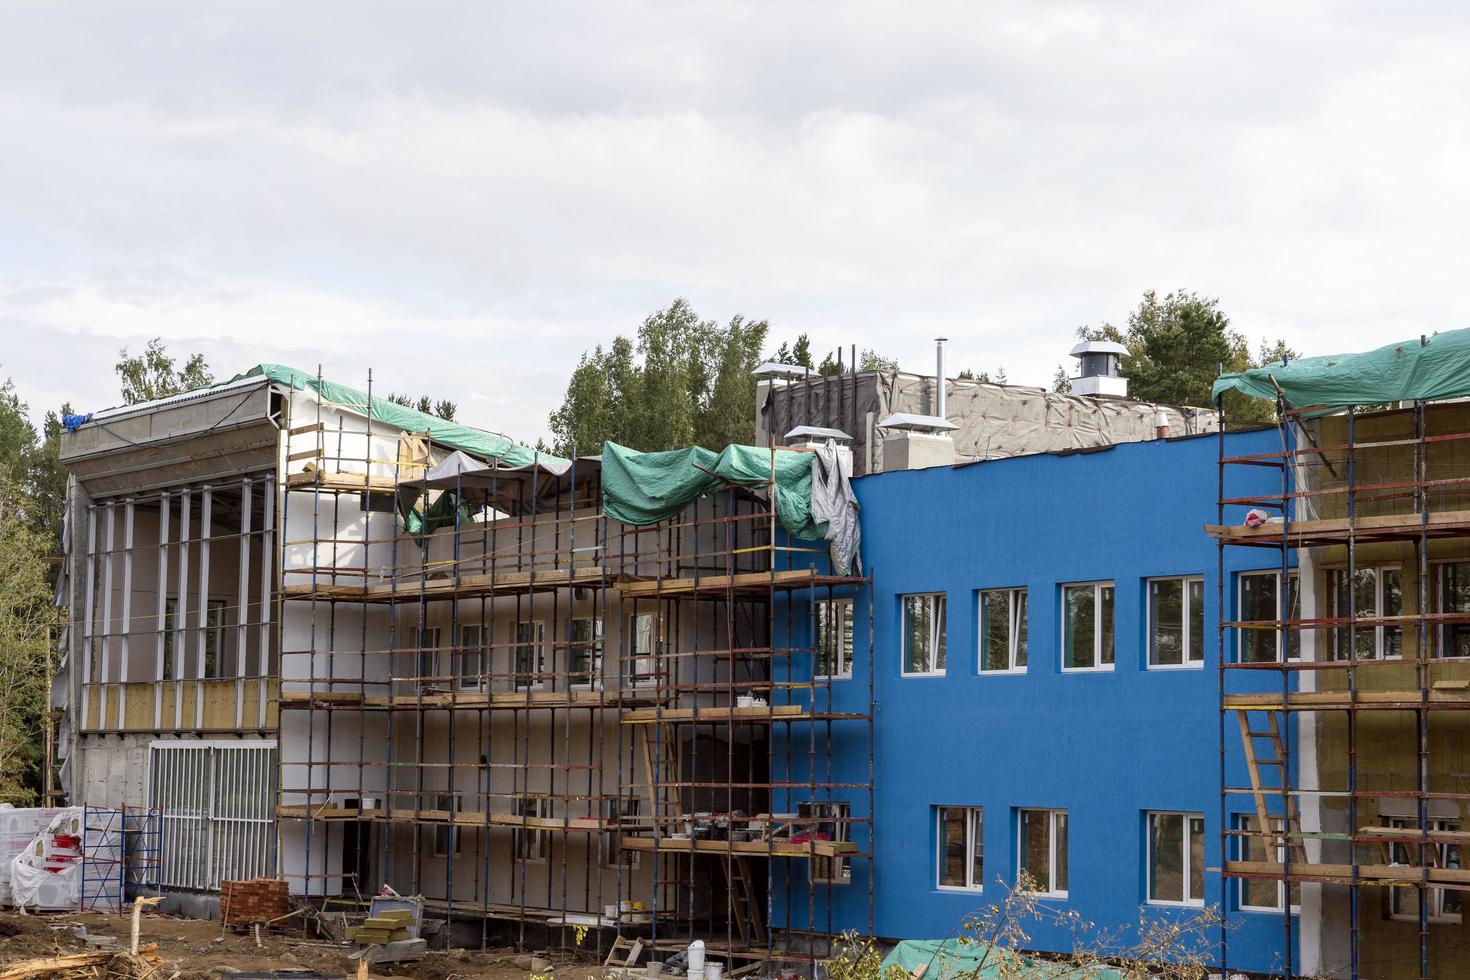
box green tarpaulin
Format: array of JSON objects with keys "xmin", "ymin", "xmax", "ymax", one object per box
[
  {"xmin": 232, "ymin": 364, "xmax": 563, "ymax": 469},
  {"xmin": 599, "ymin": 441, "xmax": 824, "ymax": 540},
  {"xmin": 880, "ymin": 939, "xmax": 1123, "ymax": 980},
  {"xmin": 1212, "ymin": 328, "xmax": 1470, "ymax": 410}
]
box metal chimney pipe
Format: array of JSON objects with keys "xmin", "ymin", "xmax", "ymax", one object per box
[{"xmin": 935, "ymin": 337, "xmax": 948, "ymax": 419}]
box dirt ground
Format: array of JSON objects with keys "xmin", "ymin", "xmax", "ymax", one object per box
[{"xmin": 0, "ymin": 909, "xmax": 614, "ymax": 980}]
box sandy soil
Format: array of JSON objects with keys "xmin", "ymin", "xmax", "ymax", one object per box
[{"xmin": 0, "ymin": 910, "xmax": 613, "ymax": 980}]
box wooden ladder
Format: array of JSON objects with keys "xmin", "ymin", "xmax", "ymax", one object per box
[
  {"xmin": 635, "ymin": 722, "xmax": 680, "ymax": 840},
  {"xmin": 1237, "ymin": 709, "xmax": 1308, "ymax": 866},
  {"xmin": 722, "ymin": 856, "xmax": 765, "ymax": 945}
]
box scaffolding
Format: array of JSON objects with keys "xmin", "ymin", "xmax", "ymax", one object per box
[
  {"xmin": 79, "ymin": 805, "xmax": 162, "ymax": 912},
  {"xmin": 275, "ymin": 374, "xmax": 874, "ymax": 967},
  {"xmin": 1216, "ymin": 397, "xmax": 1470, "ymax": 980}
]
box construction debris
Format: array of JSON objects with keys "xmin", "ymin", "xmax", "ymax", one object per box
[{"xmin": 0, "ymin": 945, "xmax": 163, "ymax": 980}]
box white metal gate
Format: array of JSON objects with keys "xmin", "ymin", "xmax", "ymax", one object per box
[{"xmin": 148, "ymin": 740, "xmax": 276, "ymax": 890}]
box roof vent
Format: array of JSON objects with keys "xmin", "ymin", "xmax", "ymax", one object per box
[
  {"xmin": 875, "ymin": 414, "xmax": 956, "ymax": 471},
  {"xmin": 1069, "ymin": 340, "xmax": 1129, "ymax": 398},
  {"xmin": 784, "ymin": 426, "xmax": 855, "ymax": 478}
]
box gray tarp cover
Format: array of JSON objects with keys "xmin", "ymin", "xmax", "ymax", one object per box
[{"xmin": 810, "ymin": 443, "xmax": 861, "ymax": 574}]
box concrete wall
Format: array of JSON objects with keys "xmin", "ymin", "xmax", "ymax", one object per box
[{"xmin": 773, "ymin": 429, "xmax": 1293, "ymax": 974}]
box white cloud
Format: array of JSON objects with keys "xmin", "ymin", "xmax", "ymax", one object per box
[{"xmin": 1, "ymin": 1, "xmax": 1468, "ymax": 440}]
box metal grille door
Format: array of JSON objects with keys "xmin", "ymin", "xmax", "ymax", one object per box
[{"xmin": 148, "ymin": 740, "xmax": 276, "ymax": 890}]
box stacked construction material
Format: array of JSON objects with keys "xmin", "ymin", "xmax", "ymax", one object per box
[
  {"xmin": 221, "ymin": 877, "xmax": 289, "ymax": 925},
  {"xmin": 0, "ymin": 805, "xmax": 61, "ymax": 905},
  {"xmin": 347, "ymin": 908, "xmax": 417, "ymax": 944}
]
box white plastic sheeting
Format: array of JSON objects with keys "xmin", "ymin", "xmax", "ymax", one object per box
[
  {"xmin": 0, "ymin": 806, "xmax": 61, "ymax": 905},
  {"xmin": 9, "ymin": 807, "xmax": 122, "ymax": 911}
]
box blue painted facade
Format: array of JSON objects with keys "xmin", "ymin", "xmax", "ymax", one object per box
[{"xmin": 770, "ymin": 427, "xmax": 1297, "ymax": 974}]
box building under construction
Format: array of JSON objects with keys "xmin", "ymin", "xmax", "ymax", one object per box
[
  {"xmin": 1214, "ymin": 330, "xmax": 1470, "ymax": 980},
  {"xmin": 55, "ymin": 364, "xmax": 873, "ymax": 964},
  {"xmin": 58, "ymin": 332, "xmax": 1470, "ymax": 978}
]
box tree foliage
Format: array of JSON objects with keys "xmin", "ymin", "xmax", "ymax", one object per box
[
  {"xmin": 386, "ymin": 393, "xmax": 457, "ymax": 422},
  {"xmin": 0, "ymin": 484, "xmax": 53, "ymax": 804},
  {"xmin": 826, "ymin": 870, "xmax": 1220, "ymax": 980},
  {"xmin": 770, "ymin": 335, "xmax": 900, "ymax": 378},
  {"xmin": 548, "ymin": 299, "xmax": 769, "ymax": 455},
  {"xmin": 1077, "ymin": 290, "xmax": 1298, "ymax": 424},
  {"xmin": 115, "ymin": 338, "xmax": 214, "ymax": 405},
  {"xmin": 0, "ymin": 381, "xmax": 63, "ymax": 803}
]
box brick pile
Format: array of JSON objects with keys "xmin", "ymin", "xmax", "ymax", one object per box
[{"xmin": 221, "ymin": 878, "xmax": 289, "ymax": 926}]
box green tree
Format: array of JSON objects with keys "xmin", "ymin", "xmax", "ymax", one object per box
[
  {"xmin": 115, "ymin": 338, "xmax": 213, "ymax": 405},
  {"xmin": 858, "ymin": 349, "xmax": 899, "ymax": 372},
  {"xmin": 772, "ymin": 334, "xmax": 814, "ymax": 369},
  {"xmin": 1081, "ymin": 291, "xmax": 1295, "ymax": 423},
  {"xmin": 385, "ymin": 394, "xmax": 457, "ymax": 422},
  {"xmin": 0, "ymin": 482, "xmax": 53, "ymax": 804},
  {"xmin": 548, "ymin": 299, "xmax": 770, "ymax": 455}
]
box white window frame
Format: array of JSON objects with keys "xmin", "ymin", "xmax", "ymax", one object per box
[
  {"xmin": 415, "ymin": 626, "xmax": 442, "ymax": 687},
  {"xmin": 1328, "ymin": 564, "xmax": 1403, "ymax": 661},
  {"xmin": 514, "ymin": 797, "xmax": 550, "ymax": 862},
  {"xmin": 1017, "ymin": 808, "xmax": 1068, "ymax": 898},
  {"xmin": 800, "ymin": 801, "xmax": 853, "ymax": 885},
  {"xmin": 1145, "ymin": 811, "xmax": 1205, "ymax": 907},
  {"xmin": 1234, "ymin": 813, "xmax": 1301, "ymax": 913},
  {"xmin": 1146, "ymin": 576, "xmax": 1205, "ymax": 669},
  {"xmin": 1061, "ymin": 581, "xmax": 1114, "ymax": 673},
  {"xmin": 628, "ymin": 611, "xmax": 660, "ymax": 686},
  {"xmin": 432, "ymin": 793, "xmax": 461, "ymax": 858},
  {"xmin": 569, "ymin": 616, "xmax": 604, "ymax": 690},
  {"xmin": 1236, "ymin": 570, "xmax": 1300, "ymax": 663},
  {"xmin": 1385, "ymin": 816, "xmax": 1462, "ymax": 924},
  {"xmin": 457, "ymin": 624, "xmax": 486, "ymax": 691},
  {"xmin": 936, "ymin": 805, "xmax": 983, "ymax": 892},
  {"xmin": 978, "ymin": 588, "xmax": 1027, "ymax": 674},
  {"xmin": 1435, "ymin": 561, "xmax": 1470, "ymax": 659},
  {"xmin": 814, "ymin": 598, "xmax": 855, "ymax": 680},
  {"xmin": 513, "ymin": 621, "xmax": 547, "ymax": 691},
  {"xmin": 900, "ymin": 593, "xmax": 947, "ymax": 677}
]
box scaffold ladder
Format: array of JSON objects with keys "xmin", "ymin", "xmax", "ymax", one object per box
[{"xmin": 1236, "ymin": 708, "xmax": 1308, "ymax": 865}]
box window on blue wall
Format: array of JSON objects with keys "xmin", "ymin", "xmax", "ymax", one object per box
[
  {"xmin": 901, "ymin": 594, "xmax": 947, "ymax": 675},
  {"xmin": 980, "ymin": 589, "xmax": 1027, "ymax": 672},
  {"xmin": 1148, "ymin": 577, "xmax": 1204, "ymax": 667},
  {"xmin": 800, "ymin": 801, "xmax": 852, "ymax": 885},
  {"xmin": 937, "ymin": 806, "xmax": 983, "ymax": 890},
  {"xmin": 1147, "ymin": 812, "xmax": 1204, "ymax": 906},
  {"xmin": 1062, "ymin": 582, "xmax": 1114, "ymax": 671},
  {"xmin": 815, "ymin": 598, "xmax": 855, "ymax": 678},
  {"xmin": 1018, "ymin": 809, "xmax": 1068, "ymax": 897},
  {"xmin": 1233, "ymin": 813, "xmax": 1300, "ymax": 912},
  {"xmin": 1237, "ymin": 571, "xmax": 1300, "ymax": 663},
  {"xmin": 1328, "ymin": 565, "xmax": 1402, "ymax": 660}
]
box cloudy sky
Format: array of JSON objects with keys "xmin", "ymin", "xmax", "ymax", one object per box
[{"xmin": 1, "ymin": 2, "xmax": 1467, "ymax": 441}]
